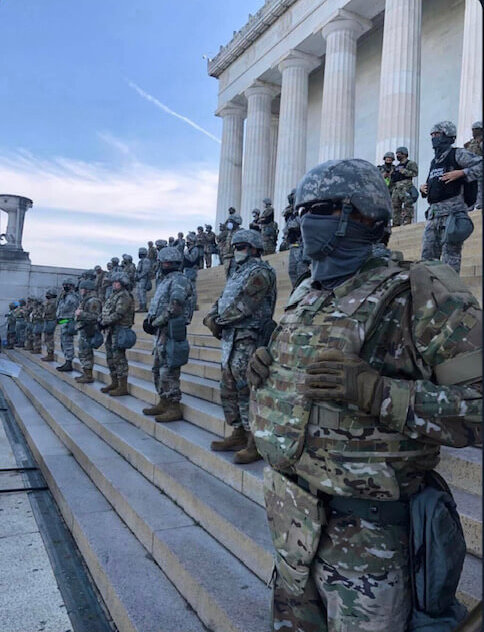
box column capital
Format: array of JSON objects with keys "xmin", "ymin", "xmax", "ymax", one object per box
[
  {"xmin": 215, "ymin": 101, "xmax": 246, "ymax": 118},
  {"xmin": 278, "ymin": 49, "xmax": 320, "ymax": 74},
  {"xmin": 320, "ymin": 9, "xmax": 371, "ymax": 40},
  {"xmin": 244, "ymin": 80, "xmax": 279, "ymax": 100}
]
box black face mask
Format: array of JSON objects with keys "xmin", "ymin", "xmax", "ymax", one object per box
[{"xmin": 432, "ymin": 135, "xmax": 453, "ymax": 157}]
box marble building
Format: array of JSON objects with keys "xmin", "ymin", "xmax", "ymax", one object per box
[{"xmin": 208, "ymin": 0, "xmax": 483, "ymax": 227}]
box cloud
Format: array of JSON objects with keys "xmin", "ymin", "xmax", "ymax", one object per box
[
  {"xmin": 127, "ymin": 80, "xmax": 221, "ymax": 145},
  {"xmin": 0, "ymin": 150, "xmax": 218, "ymax": 268},
  {"xmin": 97, "ymin": 131, "xmax": 132, "ymax": 156}
]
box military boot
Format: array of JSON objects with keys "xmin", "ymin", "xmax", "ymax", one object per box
[
  {"xmin": 24, "ymin": 344, "xmax": 33, "ymax": 351},
  {"xmin": 100, "ymin": 375, "xmax": 118, "ymax": 393},
  {"xmin": 75, "ymin": 369, "xmax": 94, "ymax": 384},
  {"xmin": 56, "ymin": 360, "xmax": 73, "ymax": 372},
  {"xmin": 234, "ymin": 433, "xmax": 262, "ymax": 464},
  {"xmin": 142, "ymin": 399, "xmax": 167, "ymax": 416},
  {"xmin": 155, "ymin": 401, "xmax": 182, "ymax": 423},
  {"xmin": 31, "ymin": 349, "xmax": 41, "ymax": 355},
  {"xmin": 109, "ymin": 376, "xmax": 129, "ymax": 397},
  {"xmin": 41, "ymin": 353, "xmax": 54, "ymax": 362},
  {"xmin": 210, "ymin": 426, "xmax": 248, "ymax": 452}
]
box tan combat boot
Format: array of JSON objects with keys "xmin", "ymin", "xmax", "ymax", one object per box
[
  {"xmin": 100, "ymin": 375, "xmax": 118, "ymax": 393},
  {"xmin": 41, "ymin": 353, "xmax": 54, "ymax": 362},
  {"xmin": 75, "ymin": 369, "xmax": 94, "ymax": 384},
  {"xmin": 210, "ymin": 426, "xmax": 248, "ymax": 452},
  {"xmin": 109, "ymin": 376, "xmax": 129, "ymax": 397},
  {"xmin": 234, "ymin": 433, "xmax": 262, "ymax": 464},
  {"xmin": 142, "ymin": 399, "xmax": 168, "ymax": 416},
  {"xmin": 155, "ymin": 401, "xmax": 182, "ymax": 423}
]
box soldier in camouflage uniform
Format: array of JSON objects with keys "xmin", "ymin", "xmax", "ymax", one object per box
[
  {"xmin": 204, "ymin": 229, "xmax": 277, "ymax": 464},
  {"xmin": 260, "ymin": 198, "xmax": 279, "ymax": 255},
  {"xmin": 56, "ymin": 278, "xmax": 79, "ymax": 372},
  {"xmin": 121, "ymin": 254, "xmax": 137, "ymax": 291},
  {"xmin": 464, "ymin": 120, "xmax": 483, "ymax": 210},
  {"xmin": 282, "ymin": 189, "xmax": 309, "ymax": 288},
  {"xmin": 5, "ymin": 302, "xmax": 17, "ymax": 349},
  {"xmin": 390, "ymin": 146, "xmax": 418, "ymax": 225},
  {"xmin": 14, "ymin": 299, "xmax": 28, "ymax": 347},
  {"xmin": 30, "ymin": 298, "xmax": 44, "ymax": 354},
  {"xmin": 41, "ymin": 287, "xmax": 58, "ymax": 362},
  {"xmin": 102, "ymin": 261, "xmax": 113, "ymax": 300},
  {"xmin": 216, "ymin": 223, "xmax": 228, "ymax": 267},
  {"xmin": 23, "ymin": 297, "xmax": 34, "ymax": 351},
  {"xmin": 143, "ymin": 247, "xmax": 193, "ymax": 422},
  {"xmin": 377, "ymin": 151, "xmax": 395, "ymax": 189},
  {"xmin": 249, "ymin": 209, "xmax": 261, "ymax": 232},
  {"xmin": 74, "ymin": 279, "xmax": 102, "ymax": 384},
  {"xmin": 183, "ymin": 232, "xmax": 199, "ymax": 312},
  {"xmin": 99, "ymin": 272, "xmax": 135, "ymax": 396},
  {"xmin": 195, "ymin": 226, "xmax": 206, "ymax": 269},
  {"xmin": 222, "ymin": 215, "xmax": 242, "ymax": 278},
  {"xmin": 135, "ymin": 247, "xmax": 152, "ymax": 312},
  {"xmin": 94, "ymin": 265, "xmax": 106, "ymax": 302},
  {"xmin": 421, "ymin": 121, "xmax": 482, "ymax": 273},
  {"xmin": 226, "ymin": 206, "xmax": 243, "ymax": 227},
  {"xmin": 204, "ymin": 224, "xmax": 216, "ymax": 269},
  {"xmin": 174, "ymin": 232, "xmax": 185, "ymax": 257},
  {"xmin": 247, "ymin": 158, "xmax": 482, "ymax": 632},
  {"xmin": 154, "ymin": 240, "xmax": 168, "ymax": 285},
  {"xmin": 147, "ymin": 241, "xmax": 157, "ymax": 264}
]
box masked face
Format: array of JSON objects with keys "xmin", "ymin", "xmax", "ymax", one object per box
[
  {"xmin": 431, "ymin": 132, "xmax": 453, "ymax": 154},
  {"xmin": 472, "ymin": 128, "xmax": 482, "ymax": 140},
  {"xmin": 226, "ymin": 222, "xmax": 234, "ymax": 230},
  {"xmin": 233, "ymin": 244, "xmax": 250, "ymax": 264},
  {"xmin": 384, "ymin": 157, "xmax": 393, "ymax": 165},
  {"xmin": 396, "ymin": 153, "xmax": 405, "ymax": 162}
]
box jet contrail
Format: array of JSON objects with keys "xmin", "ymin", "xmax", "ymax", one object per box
[{"xmin": 127, "ymin": 80, "xmax": 221, "ymax": 144}]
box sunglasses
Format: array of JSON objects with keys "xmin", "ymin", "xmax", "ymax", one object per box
[{"xmin": 233, "ymin": 243, "xmax": 249, "ymax": 251}]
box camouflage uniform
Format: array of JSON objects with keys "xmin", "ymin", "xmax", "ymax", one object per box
[
  {"xmin": 14, "ymin": 303, "xmax": 27, "ymax": 347},
  {"xmin": 147, "ymin": 243, "xmax": 157, "ymax": 264},
  {"xmin": 464, "ymin": 123, "xmax": 483, "ymax": 209},
  {"xmin": 183, "ymin": 238, "xmax": 199, "ymax": 312},
  {"xmin": 101, "ymin": 286, "xmax": 134, "ymax": 380},
  {"xmin": 209, "ymin": 255, "xmax": 276, "ymax": 432},
  {"xmin": 135, "ymin": 251, "xmax": 152, "ymax": 311},
  {"xmin": 195, "ymin": 228, "xmax": 206, "ymax": 269},
  {"xmin": 5, "ymin": 303, "xmax": 17, "ymax": 348},
  {"xmin": 174, "ymin": 235, "xmax": 185, "ymax": 257},
  {"xmin": 216, "ymin": 224, "xmax": 228, "ymax": 268},
  {"xmin": 147, "ymin": 269, "xmax": 193, "ymax": 403},
  {"xmin": 43, "ymin": 295, "xmax": 57, "ymax": 356},
  {"xmin": 121, "ymin": 256, "xmax": 137, "ymax": 291},
  {"xmin": 23, "ymin": 300, "xmax": 34, "ymax": 350},
  {"xmin": 30, "ymin": 300, "xmax": 44, "ymax": 353},
  {"xmin": 102, "ymin": 264, "xmax": 113, "ymax": 301},
  {"xmin": 390, "ymin": 158, "xmax": 418, "ymax": 225},
  {"xmin": 76, "ymin": 291, "xmax": 102, "ymax": 371},
  {"xmin": 222, "ymin": 221, "xmax": 242, "ymax": 279},
  {"xmin": 283, "ymin": 210, "xmax": 309, "ymax": 288},
  {"xmin": 260, "ymin": 207, "xmax": 279, "ymax": 255},
  {"xmin": 56, "ymin": 288, "xmax": 79, "ymax": 362},
  {"xmin": 95, "ymin": 268, "xmax": 106, "ymax": 302},
  {"xmin": 204, "ymin": 227, "xmax": 216, "ymax": 269}
]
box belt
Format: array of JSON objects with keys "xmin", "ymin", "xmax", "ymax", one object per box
[{"xmin": 329, "ymin": 496, "xmax": 409, "ymax": 526}]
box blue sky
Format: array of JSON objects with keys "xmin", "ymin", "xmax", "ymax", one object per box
[{"xmin": 0, "ymin": 0, "xmax": 262, "ymax": 267}]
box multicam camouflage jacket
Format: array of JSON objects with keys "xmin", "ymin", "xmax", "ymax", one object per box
[
  {"xmin": 464, "ymin": 137, "xmax": 483, "ymax": 156},
  {"xmin": 56, "ymin": 291, "xmax": 79, "ymax": 320},
  {"xmin": 43, "ymin": 297, "xmax": 57, "ymax": 321},
  {"xmin": 148, "ymin": 270, "xmax": 193, "ymax": 337},
  {"xmin": 13, "ymin": 305, "xmax": 28, "ymax": 321},
  {"xmin": 30, "ymin": 301, "xmax": 44, "ymax": 323},
  {"xmin": 101, "ymin": 288, "xmax": 134, "ymax": 329},
  {"xmin": 251, "ymin": 255, "xmax": 482, "ymax": 501},
  {"xmin": 204, "ymin": 230, "xmax": 217, "ymax": 254},
  {"xmin": 76, "ymin": 292, "xmax": 102, "ymax": 333}
]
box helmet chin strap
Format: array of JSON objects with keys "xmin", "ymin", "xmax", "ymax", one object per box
[{"xmin": 319, "ymin": 202, "xmax": 352, "ymax": 257}]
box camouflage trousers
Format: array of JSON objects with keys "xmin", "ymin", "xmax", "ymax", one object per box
[
  {"xmin": 6, "ymin": 330, "xmax": 16, "ymax": 347},
  {"xmin": 44, "ymin": 331, "xmax": 55, "ymax": 355},
  {"xmin": 78, "ymin": 330, "xmax": 94, "ymax": 371},
  {"xmin": 151, "ymin": 343, "xmax": 181, "ymax": 402},
  {"xmin": 15, "ymin": 321, "xmax": 26, "ymax": 346},
  {"xmin": 220, "ymin": 338, "xmax": 256, "ymax": 432},
  {"xmin": 32, "ymin": 332, "xmax": 42, "ymax": 353},
  {"xmin": 60, "ymin": 323, "xmax": 75, "ymax": 361},
  {"xmin": 263, "ymin": 241, "xmax": 276, "ymax": 256},
  {"xmin": 204, "ymin": 252, "xmax": 212, "ymax": 268},
  {"xmin": 136, "ymin": 281, "xmax": 148, "ymax": 310},
  {"xmin": 184, "ymin": 269, "xmax": 198, "ymax": 311},
  {"xmin": 222, "ymin": 256, "xmax": 234, "ymax": 279},
  {"xmin": 421, "ymin": 214, "xmax": 463, "ymax": 273},
  {"xmin": 24, "ymin": 324, "xmax": 33, "ymax": 350},
  {"xmin": 105, "ymin": 329, "xmax": 128, "ymax": 379},
  {"xmin": 391, "ymin": 185, "xmax": 414, "ymax": 226}
]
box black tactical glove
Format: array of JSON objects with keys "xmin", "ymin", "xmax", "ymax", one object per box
[
  {"xmin": 304, "ymin": 349, "xmax": 383, "ymax": 414},
  {"xmin": 247, "ymin": 347, "xmax": 273, "ymax": 389},
  {"xmin": 203, "ymin": 312, "xmax": 222, "ymax": 340}
]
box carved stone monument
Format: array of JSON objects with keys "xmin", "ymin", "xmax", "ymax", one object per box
[{"xmin": 0, "ymin": 195, "xmax": 33, "ymax": 261}]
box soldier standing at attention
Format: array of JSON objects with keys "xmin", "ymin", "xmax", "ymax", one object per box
[
  {"xmin": 5, "ymin": 302, "xmax": 17, "ymax": 349},
  {"xmin": 204, "ymin": 224, "xmax": 216, "ymax": 269},
  {"xmin": 391, "ymin": 146, "xmax": 418, "ymax": 225},
  {"xmin": 247, "ymin": 159, "xmax": 482, "ymax": 632},
  {"xmin": 74, "ymin": 279, "xmax": 102, "ymax": 384},
  {"xmin": 14, "ymin": 299, "xmax": 27, "ymax": 347},
  {"xmin": 56, "ymin": 278, "xmax": 79, "ymax": 372},
  {"xmin": 102, "ymin": 261, "xmax": 113, "ymax": 300},
  {"xmin": 377, "ymin": 151, "xmax": 395, "ymax": 189},
  {"xmin": 94, "ymin": 265, "xmax": 106, "ymax": 302},
  {"xmin": 204, "ymin": 229, "xmax": 277, "ymax": 464},
  {"xmin": 121, "ymin": 254, "xmax": 136, "ymax": 291},
  {"xmin": 464, "ymin": 120, "xmax": 483, "ymax": 210},
  {"xmin": 135, "ymin": 247, "xmax": 152, "ymax": 312},
  {"xmin": 195, "ymin": 226, "xmax": 206, "ymax": 269},
  {"xmin": 216, "ymin": 222, "xmax": 228, "ymax": 268},
  {"xmin": 183, "ymin": 232, "xmax": 199, "ymax": 312},
  {"xmin": 99, "ymin": 272, "xmax": 135, "ymax": 397},
  {"xmin": 421, "ymin": 121, "xmax": 482, "ymax": 273},
  {"xmin": 142, "ymin": 247, "xmax": 193, "ymax": 422},
  {"xmin": 249, "ymin": 209, "xmax": 261, "ymax": 231},
  {"xmin": 174, "ymin": 232, "xmax": 185, "ymax": 256},
  {"xmin": 222, "ymin": 214, "xmax": 242, "ymax": 278},
  {"xmin": 41, "ymin": 287, "xmax": 57, "ymax": 362},
  {"xmin": 30, "ymin": 298, "xmax": 44, "ymax": 354},
  {"xmin": 281, "ymin": 189, "xmax": 309, "ymax": 288},
  {"xmin": 23, "ymin": 297, "xmax": 34, "ymax": 351},
  {"xmin": 259, "ymin": 198, "xmax": 279, "ymax": 255},
  {"xmin": 147, "ymin": 241, "xmax": 157, "ymax": 264}
]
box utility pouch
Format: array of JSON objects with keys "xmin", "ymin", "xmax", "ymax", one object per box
[
  {"xmin": 264, "ymin": 469, "xmax": 325, "ymax": 597},
  {"xmin": 43, "ymin": 320, "xmax": 57, "ymax": 335},
  {"xmin": 407, "ymin": 184, "xmax": 419, "ymax": 204},
  {"xmin": 444, "ymin": 211, "xmax": 474, "ymax": 244},
  {"xmin": 146, "ymin": 279, "xmax": 152, "ymax": 292},
  {"xmin": 167, "ymin": 316, "xmax": 187, "ymax": 342},
  {"xmin": 116, "ymin": 327, "xmax": 137, "ymax": 349},
  {"xmin": 166, "ymin": 339, "xmax": 189, "ymax": 369},
  {"xmin": 89, "ymin": 330, "xmax": 104, "ymax": 349}
]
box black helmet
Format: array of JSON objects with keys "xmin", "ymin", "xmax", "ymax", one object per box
[{"xmin": 295, "ymin": 159, "xmax": 392, "ymax": 223}]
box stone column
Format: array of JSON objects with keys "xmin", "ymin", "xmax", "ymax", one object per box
[
  {"xmin": 273, "ymin": 50, "xmax": 319, "ymax": 223},
  {"xmin": 241, "ymin": 81, "xmax": 278, "ymax": 223},
  {"xmin": 375, "ymin": 0, "xmax": 422, "ymax": 163},
  {"xmin": 215, "ymin": 103, "xmax": 246, "ymax": 226},
  {"xmin": 319, "ymin": 10, "xmax": 371, "ymax": 162},
  {"xmin": 457, "ymin": 0, "xmax": 483, "ymax": 146},
  {"xmin": 268, "ymin": 114, "xmax": 279, "ymax": 204}
]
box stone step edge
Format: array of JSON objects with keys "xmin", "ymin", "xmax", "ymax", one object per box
[
  {"xmin": 6, "ymin": 367, "xmax": 271, "ymax": 632},
  {"xmin": 0, "ymin": 375, "xmax": 209, "ymax": 632},
  {"xmin": 12, "ymin": 350, "xmax": 273, "ymax": 583}
]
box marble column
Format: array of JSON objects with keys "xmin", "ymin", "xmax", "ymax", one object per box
[
  {"xmin": 273, "ymin": 50, "xmax": 319, "ymax": 223},
  {"xmin": 215, "ymin": 103, "xmax": 246, "ymax": 227},
  {"xmin": 241, "ymin": 81, "xmax": 278, "ymax": 223},
  {"xmin": 457, "ymin": 0, "xmax": 483, "ymax": 146},
  {"xmin": 268, "ymin": 114, "xmax": 279, "ymax": 205},
  {"xmin": 319, "ymin": 10, "xmax": 371, "ymax": 162},
  {"xmin": 375, "ymin": 0, "xmax": 422, "ymax": 163}
]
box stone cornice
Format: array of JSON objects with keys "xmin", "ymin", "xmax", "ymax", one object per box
[{"xmin": 208, "ymin": 0, "xmax": 299, "ymax": 78}]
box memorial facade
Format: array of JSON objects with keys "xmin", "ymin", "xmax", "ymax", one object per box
[{"xmin": 209, "ymin": 0, "xmax": 483, "ymax": 226}]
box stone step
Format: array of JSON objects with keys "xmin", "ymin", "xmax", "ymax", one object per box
[
  {"xmin": 0, "ymin": 375, "xmax": 208, "ymax": 632},
  {"xmin": 3, "ymin": 361, "xmax": 271, "ymax": 632}
]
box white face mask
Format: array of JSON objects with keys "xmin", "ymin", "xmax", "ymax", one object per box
[
  {"xmin": 227, "ymin": 222, "xmax": 234, "ymax": 230},
  {"xmin": 234, "ymin": 249, "xmax": 249, "ymax": 263}
]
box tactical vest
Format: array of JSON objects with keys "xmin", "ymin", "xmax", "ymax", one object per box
[
  {"xmin": 102, "ymin": 289, "xmax": 134, "ymax": 328},
  {"xmin": 251, "ymin": 261, "xmax": 439, "ymax": 501},
  {"xmin": 391, "ymin": 160, "xmax": 412, "ymax": 183},
  {"xmin": 56, "ymin": 291, "xmax": 79, "ymax": 319},
  {"xmin": 427, "ymin": 148, "xmax": 463, "ymax": 203},
  {"xmin": 150, "ymin": 271, "xmax": 193, "ymax": 325}
]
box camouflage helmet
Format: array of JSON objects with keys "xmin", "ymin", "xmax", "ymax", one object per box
[
  {"xmin": 231, "ymin": 229, "xmax": 264, "ymax": 251},
  {"xmin": 430, "ymin": 121, "xmax": 457, "ymax": 138},
  {"xmin": 232, "ymin": 215, "xmax": 242, "ymax": 225},
  {"xmin": 9, "ymin": 301, "xmax": 16, "ymax": 309},
  {"xmin": 94, "ymin": 265, "xmax": 102, "ymax": 272},
  {"xmin": 471, "ymin": 121, "xmax": 483, "ymax": 130},
  {"xmin": 168, "ymin": 236, "xmax": 175, "ymax": 242},
  {"xmin": 19, "ymin": 299, "xmax": 26, "ymax": 306},
  {"xmin": 62, "ymin": 277, "xmax": 76, "ymax": 287},
  {"xmin": 46, "ymin": 287, "xmax": 58, "ymax": 298},
  {"xmin": 111, "ymin": 257, "xmax": 119, "ymax": 265},
  {"xmin": 158, "ymin": 246, "xmax": 183, "ymax": 264},
  {"xmin": 287, "ymin": 188, "xmax": 296, "ymax": 204},
  {"xmin": 110, "ymin": 271, "xmax": 130, "ymax": 287},
  {"xmin": 295, "ymin": 159, "xmax": 392, "ymax": 222},
  {"xmin": 138, "ymin": 247, "xmax": 147, "ymax": 256},
  {"xmin": 79, "ymin": 279, "xmax": 96, "ymax": 291},
  {"xmin": 122, "ymin": 253, "xmax": 130, "ymax": 261},
  {"xmin": 155, "ymin": 239, "xmax": 166, "ymax": 248},
  {"xmin": 197, "ymin": 226, "xmax": 203, "ymax": 231},
  {"xmin": 186, "ymin": 231, "xmax": 196, "ymax": 244},
  {"xmin": 395, "ymin": 146, "xmax": 408, "ymax": 155},
  {"xmin": 228, "ymin": 207, "xmax": 236, "ymax": 214},
  {"xmin": 205, "ymin": 224, "xmax": 212, "ymax": 230},
  {"xmin": 263, "ymin": 197, "xmax": 272, "ymax": 206},
  {"xmin": 383, "ymin": 151, "xmax": 395, "ymax": 159},
  {"xmin": 252, "ymin": 208, "xmax": 260, "ymax": 217}
]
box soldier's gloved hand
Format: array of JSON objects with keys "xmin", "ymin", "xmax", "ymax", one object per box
[
  {"xmin": 203, "ymin": 313, "xmax": 222, "ymax": 340},
  {"xmin": 304, "ymin": 349, "xmax": 383, "ymax": 414},
  {"xmin": 247, "ymin": 347, "xmax": 273, "ymax": 389}
]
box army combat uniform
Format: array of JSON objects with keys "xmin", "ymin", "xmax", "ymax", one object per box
[
  {"xmin": 30, "ymin": 299, "xmax": 44, "ymax": 354},
  {"xmin": 464, "ymin": 122, "xmax": 483, "ymax": 210},
  {"xmin": 75, "ymin": 287, "xmax": 102, "ymax": 379},
  {"xmin": 391, "ymin": 157, "xmax": 418, "ymax": 225},
  {"xmin": 183, "ymin": 237, "xmax": 199, "ymax": 312},
  {"xmin": 56, "ymin": 284, "xmax": 79, "ymax": 367},
  {"xmin": 260, "ymin": 206, "xmax": 279, "ymax": 255},
  {"xmin": 5, "ymin": 303, "xmax": 17, "ymax": 348},
  {"xmin": 204, "ymin": 227, "xmax": 217, "ymax": 269},
  {"xmin": 135, "ymin": 250, "xmax": 152, "ymax": 312},
  {"xmin": 23, "ymin": 300, "xmax": 34, "ymax": 350},
  {"xmin": 14, "ymin": 302, "xmax": 27, "ymax": 347},
  {"xmin": 42, "ymin": 292, "xmax": 58, "ymax": 361}
]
